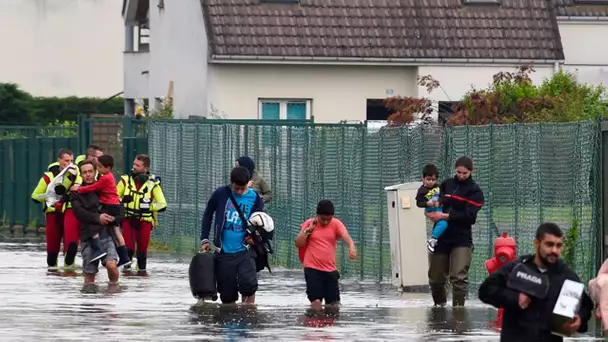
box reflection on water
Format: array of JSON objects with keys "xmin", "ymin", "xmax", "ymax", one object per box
[{"xmin": 0, "ymin": 242, "xmax": 604, "ymax": 341}]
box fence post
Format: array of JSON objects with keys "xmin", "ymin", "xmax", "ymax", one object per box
[
  {"xmin": 122, "ymin": 116, "xmax": 133, "ymax": 175},
  {"xmin": 601, "ymin": 121, "xmax": 608, "ymax": 262},
  {"xmin": 77, "ymin": 114, "xmax": 89, "ymax": 153}
]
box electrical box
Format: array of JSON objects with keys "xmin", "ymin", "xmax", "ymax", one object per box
[{"xmin": 384, "ymin": 182, "xmax": 429, "ymax": 292}]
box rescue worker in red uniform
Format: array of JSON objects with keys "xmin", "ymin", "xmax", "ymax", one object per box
[
  {"xmin": 117, "ymin": 154, "xmax": 167, "ymax": 273},
  {"xmin": 31, "ymin": 148, "xmax": 75, "ymax": 270}
]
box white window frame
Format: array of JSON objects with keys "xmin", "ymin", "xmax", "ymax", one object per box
[{"xmin": 258, "ymin": 99, "xmax": 312, "ymax": 120}]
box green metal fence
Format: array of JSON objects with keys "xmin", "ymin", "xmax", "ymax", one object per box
[
  {"xmin": 148, "ymin": 119, "xmax": 601, "ymax": 287},
  {"xmin": 0, "ymin": 116, "xmax": 148, "ymax": 229},
  {"xmin": 0, "ymin": 117, "xmax": 602, "ymax": 289},
  {"xmin": 0, "ymin": 126, "xmax": 78, "ymax": 228}
]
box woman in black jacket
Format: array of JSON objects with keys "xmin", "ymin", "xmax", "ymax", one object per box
[{"xmin": 425, "ymin": 156, "xmax": 484, "ymax": 307}]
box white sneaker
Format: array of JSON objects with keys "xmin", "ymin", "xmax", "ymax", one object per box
[{"xmin": 426, "ymin": 238, "xmax": 437, "ymax": 253}]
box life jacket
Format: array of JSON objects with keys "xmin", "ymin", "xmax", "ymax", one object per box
[{"xmin": 120, "ymin": 174, "xmax": 162, "ymax": 224}]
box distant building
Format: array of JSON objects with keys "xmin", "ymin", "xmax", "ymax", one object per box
[{"xmin": 122, "ymin": 0, "xmax": 608, "ymax": 122}]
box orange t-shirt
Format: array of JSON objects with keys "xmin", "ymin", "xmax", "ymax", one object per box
[{"xmin": 300, "ymin": 218, "xmax": 347, "ymax": 272}]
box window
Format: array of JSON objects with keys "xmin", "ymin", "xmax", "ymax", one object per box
[
  {"xmin": 258, "ymin": 99, "xmax": 311, "ymax": 148},
  {"xmin": 366, "ymin": 99, "xmax": 393, "ymax": 121},
  {"xmin": 258, "ymin": 99, "xmax": 311, "ymax": 120}
]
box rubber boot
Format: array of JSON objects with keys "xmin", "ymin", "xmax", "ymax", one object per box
[
  {"xmin": 431, "ymin": 289, "xmax": 447, "ymax": 307},
  {"xmin": 452, "ymin": 291, "xmax": 467, "ymax": 307},
  {"xmin": 64, "ymin": 242, "xmax": 79, "ymax": 270},
  {"xmin": 47, "ymin": 252, "xmax": 59, "ymax": 270},
  {"xmin": 136, "ymin": 252, "xmax": 147, "ymax": 272}
]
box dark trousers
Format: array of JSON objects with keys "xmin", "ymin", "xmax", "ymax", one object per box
[
  {"xmin": 215, "ymin": 250, "xmax": 258, "ymax": 304},
  {"xmin": 428, "ymin": 244, "xmax": 473, "ymax": 306}
]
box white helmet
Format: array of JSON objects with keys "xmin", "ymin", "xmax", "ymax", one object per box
[{"xmin": 248, "ymin": 211, "xmax": 274, "ymax": 233}]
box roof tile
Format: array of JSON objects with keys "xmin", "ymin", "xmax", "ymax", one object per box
[
  {"xmin": 553, "ymin": 0, "xmax": 608, "ymax": 17},
  {"xmin": 202, "ymin": 0, "xmax": 567, "ymax": 60}
]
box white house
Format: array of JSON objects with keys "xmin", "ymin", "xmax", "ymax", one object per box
[
  {"xmin": 554, "ymin": 0, "xmax": 608, "ymax": 86},
  {"xmin": 122, "ymin": 0, "xmax": 608, "ymax": 123}
]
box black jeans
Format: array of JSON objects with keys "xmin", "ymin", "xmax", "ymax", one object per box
[{"xmin": 215, "ymin": 250, "xmax": 258, "ymax": 304}]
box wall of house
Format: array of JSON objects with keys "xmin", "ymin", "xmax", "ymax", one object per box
[
  {"xmin": 142, "ymin": 0, "xmax": 209, "ymax": 117},
  {"xmin": 558, "ymin": 20, "xmax": 608, "ymax": 86},
  {"xmin": 124, "ymin": 52, "xmax": 150, "ymax": 100},
  {"xmin": 207, "ymin": 64, "xmax": 417, "ymax": 123},
  {"xmin": 416, "ymin": 65, "xmax": 557, "ymax": 102},
  {"xmin": 0, "ymin": 0, "xmax": 123, "ymax": 97}
]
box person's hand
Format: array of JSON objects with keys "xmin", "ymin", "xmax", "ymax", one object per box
[
  {"xmin": 596, "ymin": 307, "xmax": 602, "ymax": 320},
  {"xmin": 245, "ymin": 236, "xmax": 254, "ymax": 245},
  {"xmin": 425, "ymin": 211, "xmax": 443, "ymax": 222},
  {"xmin": 247, "ymin": 180, "xmax": 254, "ymax": 188},
  {"xmin": 71, "ymin": 184, "xmax": 80, "ymax": 191},
  {"xmin": 67, "ymin": 168, "xmax": 77, "ymax": 176},
  {"xmin": 305, "ymin": 219, "xmax": 316, "ymax": 236},
  {"xmin": 426, "ymin": 201, "xmax": 434, "ymax": 208},
  {"xmin": 99, "ymin": 213, "xmax": 114, "ymax": 225},
  {"xmin": 348, "ymin": 246, "xmax": 358, "ymax": 260},
  {"xmin": 563, "ymin": 314, "xmax": 581, "ymax": 334},
  {"xmin": 433, "ymin": 201, "xmax": 440, "ymax": 208},
  {"xmin": 200, "ymin": 242, "xmax": 211, "ymax": 251},
  {"xmin": 518, "ymin": 292, "xmax": 531, "ymax": 310}
]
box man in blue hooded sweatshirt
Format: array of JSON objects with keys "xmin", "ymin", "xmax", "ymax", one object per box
[
  {"xmin": 200, "ymin": 166, "xmax": 265, "ymax": 304},
  {"xmin": 235, "ymin": 156, "xmax": 272, "ymax": 204}
]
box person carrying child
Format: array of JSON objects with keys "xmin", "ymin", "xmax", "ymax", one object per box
[
  {"xmin": 416, "ymin": 164, "xmax": 447, "ymax": 253},
  {"xmin": 72, "ymin": 155, "xmax": 131, "ymax": 267}
]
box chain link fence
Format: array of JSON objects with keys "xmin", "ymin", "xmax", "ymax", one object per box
[{"xmin": 149, "ymin": 120, "xmax": 601, "ymax": 287}]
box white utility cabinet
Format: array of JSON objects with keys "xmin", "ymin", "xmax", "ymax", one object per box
[{"xmin": 384, "ymin": 182, "xmax": 429, "ymax": 292}]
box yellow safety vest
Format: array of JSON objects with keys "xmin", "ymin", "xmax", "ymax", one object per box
[{"xmin": 118, "ymin": 174, "xmax": 166, "ymax": 225}]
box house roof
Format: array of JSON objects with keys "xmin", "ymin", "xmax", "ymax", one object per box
[
  {"xmin": 553, "ymin": 0, "xmax": 608, "ymax": 17},
  {"xmin": 202, "ymin": 0, "xmax": 565, "ymax": 63}
]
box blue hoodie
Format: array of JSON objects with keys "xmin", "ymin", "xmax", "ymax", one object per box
[{"xmin": 200, "ymin": 185, "xmax": 264, "ymax": 252}]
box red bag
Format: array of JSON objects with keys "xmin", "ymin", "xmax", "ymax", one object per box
[{"xmin": 299, "ymin": 219, "xmax": 316, "ymax": 263}]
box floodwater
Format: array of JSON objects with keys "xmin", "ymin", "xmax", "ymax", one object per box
[{"xmin": 0, "ymin": 242, "xmax": 604, "ymax": 341}]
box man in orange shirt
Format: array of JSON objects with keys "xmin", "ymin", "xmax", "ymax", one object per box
[{"xmin": 295, "ymin": 200, "xmax": 357, "ymax": 309}]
